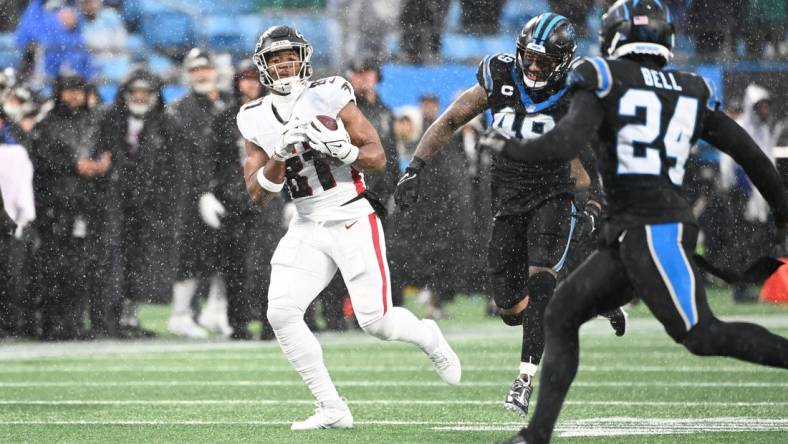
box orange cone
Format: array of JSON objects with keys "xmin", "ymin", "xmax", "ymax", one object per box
[{"xmin": 760, "ymin": 258, "xmax": 788, "ymax": 303}]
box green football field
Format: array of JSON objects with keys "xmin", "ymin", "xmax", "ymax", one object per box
[{"xmin": 0, "ymin": 289, "xmax": 786, "ymax": 443}]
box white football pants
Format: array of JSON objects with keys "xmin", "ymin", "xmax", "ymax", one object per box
[{"xmin": 267, "ymin": 212, "xmax": 436, "ymax": 405}]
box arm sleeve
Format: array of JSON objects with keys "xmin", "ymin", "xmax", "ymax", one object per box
[
  {"xmin": 701, "ymin": 110, "xmax": 788, "ymax": 223},
  {"xmin": 502, "ymin": 89, "xmax": 604, "ymax": 162}
]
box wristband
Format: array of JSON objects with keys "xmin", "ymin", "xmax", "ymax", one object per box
[{"xmin": 256, "ymin": 167, "xmax": 284, "ymax": 193}]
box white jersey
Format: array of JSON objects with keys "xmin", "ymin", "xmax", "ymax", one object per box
[{"xmin": 237, "ymin": 76, "xmax": 371, "ymax": 221}]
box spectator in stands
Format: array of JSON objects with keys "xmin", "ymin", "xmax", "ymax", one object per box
[
  {"xmin": 209, "ymin": 60, "xmax": 283, "ymax": 340},
  {"xmin": 329, "ymin": 0, "xmax": 399, "ymax": 70},
  {"xmin": 0, "ymin": 111, "xmax": 35, "ymax": 338},
  {"xmin": 92, "ymin": 68, "xmax": 177, "ymax": 339},
  {"xmin": 399, "ymin": 0, "xmax": 451, "ymax": 64},
  {"xmin": 167, "ymin": 48, "xmax": 233, "ymax": 338},
  {"xmin": 0, "ymin": 0, "xmax": 29, "ymax": 32},
  {"xmin": 745, "ymin": 0, "xmax": 786, "ymax": 59},
  {"xmin": 688, "ymin": 0, "xmax": 746, "ymax": 61},
  {"xmin": 419, "ymin": 94, "xmax": 440, "ymax": 132},
  {"xmin": 30, "ymin": 74, "xmax": 106, "ymax": 340},
  {"xmin": 77, "ymin": 0, "xmax": 128, "ymax": 68},
  {"xmin": 348, "ymin": 58, "xmax": 399, "ymax": 207},
  {"xmin": 389, "ymin": 104, "xmax": 472, "ymax": 318},
  {"xmin": 461, "ymin": 0, "xmax": 505, "ymax": 36},
  {"xmin": 548, "ymin": 0, "xmax": 593, "ymax": 37},
  {"xmin": 719, "ymin": 83, "xmax": 782, "ymax": 302},
  {"xmin": 15, "ymin": 0, "xmax": 95, "ymax": 82}
]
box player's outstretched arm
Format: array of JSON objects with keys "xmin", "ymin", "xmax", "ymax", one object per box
[
  {"xmin": 339, "ymin": 101, "xmax": 386, "ymax": 173},
  {"xmin": 394, "ymin": 85, "xmax": 487, "ymax": 209},
  {"xmin": 701, "ymin": 110, "xmax": 788, "ymax": 225},
  {"xmin": 500, "ymin": 90, "xmax": 603, "ymax": 163},
  {"xmin": 413, "ymin": 84, "xmax": 488, "ymax": 163},
  {"xmin": 243, "ymin": 139, "xmax": 286, "ymax": 208}
]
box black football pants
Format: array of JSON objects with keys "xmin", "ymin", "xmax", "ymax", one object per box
[{"xmin": 524, "ymin": 222, "xmax": 788, "ymax": 443}]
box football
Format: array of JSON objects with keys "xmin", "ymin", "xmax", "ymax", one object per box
[{"xmin": 314, "ymin": 114, "xmax": 338, "ymax": 130}]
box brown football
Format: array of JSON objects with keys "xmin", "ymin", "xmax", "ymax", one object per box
[{"xmin": 315, "ymin": 115, "xmax": 338, "ymax": 130}]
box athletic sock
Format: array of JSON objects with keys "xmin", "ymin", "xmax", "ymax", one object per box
[
  {"xmin": 274, "ymin": 318, "xmax": 342, "ymax": 405},
  {"xmin": 520, "ymin": 272, "xmax": 556, "ymax": 364},
  {"xmin": 363, "ymin": 307, "xmax": 438, "ymax": 353}
]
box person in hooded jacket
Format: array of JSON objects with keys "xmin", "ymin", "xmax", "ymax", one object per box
[
  {"xmin": 719, "ymin": 83, "xmax": 783, "ymax": 302},
  {"xmin": 91, "ymin": 67, "xmax": 178, "ymax": 338},
  {"xmin": 30, "ymin": 73, "xmax": 107, "ymax": 340},
  {"xmin": 167, "ymin": 48, "xmax": 235, "ymax": 338},
  {"xmin": 209, "ymin": 60, "xmax": 285, "ymax": 340}
]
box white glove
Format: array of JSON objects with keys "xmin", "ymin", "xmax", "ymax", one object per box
[
  {"xmin": 199, "ymin": 192, "xmax": 226, "ymax": 229},
  {"xmin": 271, "ymin": 123, "xmax": 309, "ymax": 162},
  {"xmin": 304, "ymin": 117, "xmax": 359, "ymax": 165}
]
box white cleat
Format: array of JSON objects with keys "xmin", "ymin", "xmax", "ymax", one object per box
[
  {"xmin": 197, "ymin": 311, "xmax": 233, "ymax": 337},
  {"xmin": 423, "ymin": 319, "xmax": 462, "ymax": 385},
  {"xmin": 291, "ymin": 400, "xmax": 353, "ymax": 430},
  {"xmin": 167, "ymin": 315, "xmax": 209, "ymax": 339}
]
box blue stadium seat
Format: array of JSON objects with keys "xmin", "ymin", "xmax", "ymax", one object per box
[
  {"xmin": 501, "ymin": 0, "xmax": 546, "ymax": 34},
  {"xmin": 98, "ymin": 83, "xmax": 118, "ymax": 104},
  {"xmin": 201, "ymin": 15, "xmax": 246, "ymax": 54},
  {"xmin": 146, "ymin": 52, "xmax": 175, "ymax": 76},
  {"xmin": 98, "ymin": 54, "xmax": 132, "ymax": 82},
  {"xmin": 442, "ymin": 33, "xmax": 510, "ymax": 62},
  {"xmin": 141, "ymin": 10, "xmax": 196, "ymax": 49},
  {"xmin": 162, "ymin": 84, "xmax": 188, "ymax": 103}
]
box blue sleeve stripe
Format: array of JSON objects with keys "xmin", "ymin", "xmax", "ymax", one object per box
[
  {"xmin": 532, "ymin": 13, "xmax": 552, "ymax": 44},
  {"xmin": 482, "ymin": 55, "xmax": 493, "ymax": 91},
  {"xmin": 622, "ymin": 3, "xmax": 630, "ymax": 20},
  {"xmin": 589, "ymin": 57, "xmax": 612, "ymax": 97},
  {"xmin": 539, "ymin": 15, "xmax": 566, "ymax": 44},
  {"xmin": 701, "ymin": 77, "xmax": 719, "ymax": 111},
  {"xmin": 552, "ymin": 202, "xmax": 577, "ymax": 273},
  {"xmin": 646, "ymin": 223, "xmax": 698, "ymax": 330}
]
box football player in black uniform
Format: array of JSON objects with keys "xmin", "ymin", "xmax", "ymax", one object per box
[
  {"xmin": 394, "ymin": 13, "xmax": 626, "ymax": 417},
  {"xmin": 493, "ymin": 1, "xmax": 788, "ymax": 443}
]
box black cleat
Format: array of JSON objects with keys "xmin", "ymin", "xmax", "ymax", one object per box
[
  {"xmin": 503, "ymin": 377, "xmax": 533, "ymax": 417},
  {"xmin": 496, "ymin": 428, "xmax": 530, "ymax": 444},
  {"xmin": 601, "ymin": 307, "xmax": 627, "ymax": 336}
]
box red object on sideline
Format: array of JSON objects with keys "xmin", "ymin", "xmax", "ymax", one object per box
[{"xmin": 760, "ymin": 258, "xmax": 788, "ymax": 303}]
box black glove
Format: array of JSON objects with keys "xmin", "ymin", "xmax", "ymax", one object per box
[
  {"xmin": 394, "ymin": 157, "xmax": 426, "ymax": 209},
  {"xmin": 574, "ymin": 201, "xmax": 601, "ymax": 243}
]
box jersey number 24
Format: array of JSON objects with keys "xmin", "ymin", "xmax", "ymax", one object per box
[{"xmin": 616, "ymin": 89, "xmax": 698, "ymax": 186}]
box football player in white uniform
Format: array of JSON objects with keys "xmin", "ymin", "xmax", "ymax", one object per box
[{"xmin": 237, "ymin": 25, "xmax": 461, "ymax": 430}]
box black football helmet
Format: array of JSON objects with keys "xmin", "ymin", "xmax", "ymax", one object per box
[
  {"xmin": 516, "ymin": 13, "xmax": 577, "ymax": 90},
  {"xmin": 252, "ymin": 25, "xmax": 313, "ymax": 95},
  {"xmin": 600, "ymin": 0, "xmax": 675, "ymax": 63}
]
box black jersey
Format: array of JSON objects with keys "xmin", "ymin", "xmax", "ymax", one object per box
[
  {"xmin": 567, "ymin": 56, "xmax": 718, "ymax": 228},
  {"xmin": 476, "ymin": 53, "xmax": 576, "ymax": 216}
]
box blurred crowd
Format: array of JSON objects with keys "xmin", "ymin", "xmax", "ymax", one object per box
[{"xmin": 0, "ymin": 0, "xmax": 786, "ymax": 342}]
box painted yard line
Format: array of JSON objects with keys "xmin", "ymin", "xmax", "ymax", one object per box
[
  {"xmin": 0, "ymin": 365, "xmax": 779, "ymax": 373},
  {"xmin": 439, "ymin": 417, "xmax": 788, "ymax": 435},
  {"xmin": 0, "ymin": 400, "xmax": 784, "ymax": 407},
  {"xmin": 0, "ymin": 420, "xmax": 527, "ymax": 426},
  {"xmin": 1, "ymin": 315, "xmax": 785, "ymax": 361},
  {"xmin": 1, "ymin": 417, "xmax": 783, "ymax": 436},
  {"xmin": 0, "ymin": 380, "xmax": 785, "ymax": 388},
  {"xmin": 2, "ymin": 350, "xmax": 691, "ymax": 362}
]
